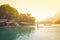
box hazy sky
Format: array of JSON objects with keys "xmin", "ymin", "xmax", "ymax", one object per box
[{"xmin": 0, "ymin": 0, "xmax": 60, "ymax": 21}]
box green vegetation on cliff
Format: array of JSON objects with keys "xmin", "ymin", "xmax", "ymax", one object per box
[{"xmin": 0, "ymin": 4, "xmax": 35, "ymax": 24}]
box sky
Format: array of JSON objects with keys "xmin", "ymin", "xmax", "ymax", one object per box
[{"xmin": 0, "ymin": 0, "xmax": 60, "ymax": 21}]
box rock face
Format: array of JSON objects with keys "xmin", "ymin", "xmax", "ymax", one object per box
[
  {"xmin": 6, "ymin": 20, "xmax": 19, "ymax": 26},
  {"xmin": 0, "ymin": 22, "xmax": 7, "ymax": 26},
  {"xmin": 0, "ymin": 19, "xmax": 19, "ymax": 27},
  {"xmin": 8, "ymin": 22, "xmax": 19, "ymax": 26},
  {"xmin": 0, "ymin": 19, "xmax": 7, "ymax": 26}
]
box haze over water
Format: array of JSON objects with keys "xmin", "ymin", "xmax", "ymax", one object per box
[{"xmin": 0, "ymin": 25, "xmax": 60, "ymax": 40}]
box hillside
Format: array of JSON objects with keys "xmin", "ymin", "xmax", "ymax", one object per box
[{"xmin": 38, "ymin": 12, "xmax": 60, "ymax": 24}]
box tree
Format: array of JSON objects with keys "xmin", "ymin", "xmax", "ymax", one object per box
[
  {"xmin": 0, "ymin": 4, "xmax": 19, "ymax": 20},
  {"xmin": 0, "ymin": 4, "xmax": 35, "ymax": 23},
  {"xmin": 19, "ymin": 13, "xmax": 35, "ymax": 23},
  {"xmin": 19, "ymin": 13, "xmax": 27, "ymax": 22},
  {"xmin": 27, "ymin": 13, "xmax": 31, "ymax": 17}
]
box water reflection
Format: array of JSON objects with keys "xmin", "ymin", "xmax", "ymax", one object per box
[
  {"xmin": 16, "ymin": 27, "xmax": 60, "ymax": 40},
  {"xmin": 0, "ymin": 26, "xmax": 60, "ymax": 40},
  {"xmin": 0, "ymin": 28, "xmax": 16, "ymax": 40},
  {"xmin": 0, "ymin": 27, "xmax": 35, "ymax": 40},
  {"xmin": 53, "ymin": 28, "xmax": 60, "ymax": 40},
  {"xmin": 34, "ymin": 28, "xmax": 56, "ymax": 40}
]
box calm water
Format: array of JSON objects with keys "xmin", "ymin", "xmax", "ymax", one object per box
[{"xmin": 0, "ymin": 25, "xmax": 60, "ymax": 40}]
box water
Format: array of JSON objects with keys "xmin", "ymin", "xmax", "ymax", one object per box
[{"xmin": 0, "ymin": 26, "xmax": 60, "ymax": 40}]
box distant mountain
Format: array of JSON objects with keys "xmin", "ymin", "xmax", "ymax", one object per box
[
  {"xmin": 54, "ymin": 20, "xmax": 60, "ymax": 24},
  {"xmin": 38, "ymin": 12, "xmax": 60, "ymax": 24}
]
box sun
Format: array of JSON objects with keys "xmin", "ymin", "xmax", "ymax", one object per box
[
  {"xmin": 0, "ymin": 0, "xmax": 59, "ymax": 22},
  {"xmin": 17, "ymin": 8, "xmax": 55, "ymax": 21},
  {"xmin": 9, "ymin": 0, "xmax": 59, "ymax": 22}
]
